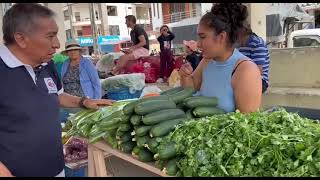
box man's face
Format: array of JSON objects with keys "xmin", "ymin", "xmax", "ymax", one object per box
[
  {"xmin": 125, "ymin": 19, "xmax": 133, "ymax": 28},
  {"xmin": 23, "ymin": 17, "xmax": 60, "ymax": 64}
]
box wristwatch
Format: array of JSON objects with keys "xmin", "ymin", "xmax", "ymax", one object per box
[{"xmin": 79, "ymin": 97, "xmax": 89, "ymax": 108}]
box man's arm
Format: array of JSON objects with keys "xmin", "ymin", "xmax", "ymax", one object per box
[
  {"xmin": 131, "ymin": 35, "xmax": 146, "ymax": 50},
  {"xmin": 59, "ymin": 93, "xmax": 113, "ymax": 110}
]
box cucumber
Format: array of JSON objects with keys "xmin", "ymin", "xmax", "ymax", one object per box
[
  {"xmin": 123, "ymin": 100, "xmax": 139, "ymax": 115},
  {"xmin": 168, "ymin": 87, "xmax": 195, "ymax": 104},
  {"xmin": 163, "ymin": 157, "xmax": 180, "ymax": 176},
  {"xmin": 132, "ymin": 146, "xmax": 142, "ymax": 157},
  {"xmin": 186, "ymin": 109, "xmax": 194, "ymax": 120},
  {"xmin": 192, "ymin": 107, "xmax": 225, "ymax": 118},
  {"xmin": 139, "ymin": 95, "xmax": 170, "ymax": 103},
  {"xmin": 176, "ymin": 103, "xmax": 186, "ymax": 110},
  {"xmin": 160, "ymin": 86, "xmax": 183, "ymax": 95},
  {"xmin": 130, "ymin": 114, "xmax": 142, "ymax": 126},
  {"xmin": 145, "ymin": 137, "xmax": 159, "ymax": 153},
  {"xmin": 118, "ymin": 123, "xmax": 132, "ymax": 132},
  {"xmin": 117, "ymin": 132, "xmax": 132, "ymax": 143},
  {"xmin": 120, "ymin": 115, "xmax": 131, "ymax": 123},
  {"xmin": 155, "ymin": 142, "xmax": 177, "ymax": 160},
  {"xmin": 142, "ymin": 109, "xmax": 186, "ymax": 125},
  {"xmin": 135, "ymin": 100, "xmax": 177, "ymax": 115},
  {"xmin": 184, "ymin": 96, "xmax": 218, "ymax": 109},
  {"xmin": 138, "ymin": 148, "xmax": 154, "ymax": 162},
  {"xmin": 136, "ymin": 136, "xmax": 150, "ymax": 148},
  {"xmin": 119, "ymin": 141, "xmax": 135, "ymax": 153},
  {"xmin": 150, "ymin": 118, "xmax": 187, "ymax": 137},
  {"xmin": 135, "ymin": 125, "xmax": 153, "ymax": 136}
]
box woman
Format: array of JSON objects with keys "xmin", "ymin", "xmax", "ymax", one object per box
[
  {"xmin": 237, "ymin": 22, "xmax": 270, "ymax": 93},
  {"xmin": 156, "ymin": 25, "xmax": 175, "ymax": 83},
  {"xmin": 179, "ymin": 3, "xmax": 261, "ymax": 113},
  {"xmin": 61, "ymin": 40, "xmax": 102, "ymax": 99},
  {"xmin": 183, "ymin": 40, "xmax": 202, "ymax": 71}
]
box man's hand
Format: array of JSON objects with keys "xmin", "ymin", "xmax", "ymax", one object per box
[
  {"xmin": 125, "ymin": 48, "xmax": 133, "ymax": 54},
  {"xmin": 0, "ymin": 162, "xmax": 13, "ymax": 177},
  {"xmin": 83, "ymin": 99, "xmax": 114, "ymax": 110}
]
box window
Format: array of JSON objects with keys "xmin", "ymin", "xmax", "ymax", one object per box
[
  {"xmin": 95, "ymin": 10, "xmax": 99, "ymax": 20},
  {"xmin": 293, "ymin": 36, "xmax": 320, "ymax": 47},
  {"xmin": 109, "ymin": 25, "xmax": 120, "ymax": 35},
  {"xmin": 75, "ymin": 12, "xmax": 80, "ymax": 22},
  {"xmin": 153, "ymin": 3, "xmax": 156, "ymax": 17},
  {"xmin": 77, "ymin": 30, "xmax": 83, "ymax": 36},
  {"xmin": 64, "ymin": 10, "xmax": 69, "ymax": 21},
  {"xmin": 157, "ymin": 3, "xmax": 159, "ymax": 18},
  {"xmin": 107, "ymin": 6, "xmax": 117, "ymax": 16},
  {"xmin": 170, "ymin": 3, "xmax": 185, "ymax": 14}
]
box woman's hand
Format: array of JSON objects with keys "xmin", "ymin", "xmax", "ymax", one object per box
[
  {"xmin": 179, "ymin": 62, "xmax": 193, "ymax": 78},
  {"xmin": 83, "ymin": 99, "xmax": 114, "ymax": 110}
]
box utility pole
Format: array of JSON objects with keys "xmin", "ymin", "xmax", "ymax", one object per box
[
  {"xmin": 68, "ymin": 3, "xmax": 76, "ymax": 40},
  {"xmin": 89, "ymin": 3, "xmax": 99, "ymax": 55}
]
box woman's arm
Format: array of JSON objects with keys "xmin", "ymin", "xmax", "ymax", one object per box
[
  {"xmin": 232, "ymin": 60, "xmax": 262, "ymax": 113},
  {"xmin": 85, "ymin": 59, "xmax": 102, "ymax": 99}
]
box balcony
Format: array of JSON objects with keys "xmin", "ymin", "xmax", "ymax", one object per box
[
  {"xmin": 163, "ymin": 9, "xmax": 201, "ymax": 24},
  {"xmin": 72, "ymin": 17, "xmax": 102, "ymax": 26}
]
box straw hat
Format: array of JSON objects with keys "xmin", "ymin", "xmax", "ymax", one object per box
[
  {"xmin": 61, "ymin": 39, "xmax": 84, "ymax": 55},
  {"xmin": 183, "ymin": 40, "xmax": 198, "ymax": 52}
]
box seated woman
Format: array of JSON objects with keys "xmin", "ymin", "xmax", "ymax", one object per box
[
  {"xmin": 179, "ymin": 3, "xmax": 262, "ymax": 113},
  {"xmin": 183, "ymin": 40, "xmax": 202, "ymax": 71}
]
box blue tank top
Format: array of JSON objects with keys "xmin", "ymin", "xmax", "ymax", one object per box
[{"xmin": 198, "ymin": 49, "xmax": 249, "ymax": 112}]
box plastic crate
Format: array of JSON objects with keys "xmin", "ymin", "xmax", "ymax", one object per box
[
  {"xmin": 106, "ymin": 87, "xmax": 142, "ymax": 101},
  {"xmin": 266, "ymin": 106, "xmax": 320, "ymax": 120},
  {"xmin": 64, "ymin": 166, "xmax": 86, "ymax": 177}
]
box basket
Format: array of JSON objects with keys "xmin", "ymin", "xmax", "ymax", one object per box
[{"xmin": 106, "ymin": 87, "xmax": 143, "ymax": 101}]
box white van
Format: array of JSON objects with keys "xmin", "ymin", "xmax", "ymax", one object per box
[{"xmin": 287, "ymin": 29, "xmax": 320, "ymax": 48}]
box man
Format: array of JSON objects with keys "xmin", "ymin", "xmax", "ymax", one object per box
[
  {"xmin": 112, "ymin": 15, "xmax": 149, "ymax": 75},
  {"xmin": 0, "ymin": 4, "xmax": 113, "ymax": 177}
]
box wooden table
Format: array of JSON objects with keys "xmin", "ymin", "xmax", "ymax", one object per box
[{"xmin": 87, "ymin": 140, "xmax": 170, "ymax": 177}]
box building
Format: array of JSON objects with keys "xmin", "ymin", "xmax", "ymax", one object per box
[
  {"xmin": 63, "ymin": 3, "xmax": 153, "ymax": 54},
  {"xmin": 150, "ymin": 3, "xmax": 267, "ymax": 53},
  {"xmin": 301, "ymin": 3, "xmax": 320, "ymax": 28}
]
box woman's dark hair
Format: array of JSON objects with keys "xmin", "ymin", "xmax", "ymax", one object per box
[
  {"xmin": 199, "ymin": 3, "xmax": 248, "ymax": 46},
  {"xmin": 160, "ymin": 25, "xmax": 169, "ymax": 32}
]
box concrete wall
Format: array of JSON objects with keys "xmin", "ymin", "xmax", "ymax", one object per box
[
  {"xmin": 247, "ymin": 3, "xmax": 267, "ymax": 41},
  {"xmin": 151, "ymin": 3, "xmax": 163, "ymax": 31},
  {"xmin": 269, "ymin": 47, "xmax": 320, "ymax": 88}
]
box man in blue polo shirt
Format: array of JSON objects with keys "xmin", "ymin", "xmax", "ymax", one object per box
[{"xmin": 0, "ymin": 4, "xmax": 113, "ymax": 177}]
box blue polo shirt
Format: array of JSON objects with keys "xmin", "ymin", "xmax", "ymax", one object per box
[{"xmin": 0, "ymin": 45, "xmax": 64, "ymax": 176}]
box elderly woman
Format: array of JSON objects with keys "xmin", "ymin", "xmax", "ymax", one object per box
[{"xmin": 61, "ymin": 40, "xmax": 101, "ymax": 99}]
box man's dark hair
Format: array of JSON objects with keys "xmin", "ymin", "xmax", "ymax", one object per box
[
  {"xmin": 125, "ymin": 15, "xmax": 136, "ymax": 24},
  {"xmin": 2, "ymin": 3, "xmax": 55, "ymax": 45}
]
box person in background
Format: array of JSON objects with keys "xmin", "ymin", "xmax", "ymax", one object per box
[
  {"xmin": 0, "ymin": 3, "xmax": 112, "ymax": 177},
  {"xmin": 237, "ymin": 22, "xmax": 270, "ymax": 93},
  {"xmin": 183, "ymin": 40, "xmax": 202, "ymax": 71},
  {"xmin": 179, "ymin": 3, "xmax": 261, "ymax": 113},
  {"xmin": 112, "ymin": 15, "xmax": 149, "ymax": 75},
  {"xmin": 156, "ymin": 25, "xmax": 175, "ymax": 83},
  {"xmin": 61, "ymin": 40, "xmax": 102, "ymax": 99}
]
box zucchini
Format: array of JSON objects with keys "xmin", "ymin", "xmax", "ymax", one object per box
[
  {"xmin": 192, "ymin": 107, "xmax": 225, "ymax": 117},
  {"xmin": 160, "ymin": 86, "xmax": 183, "ymax": 95},
  {"xmin": 132, "ymin": 146, "xmax": 142, "ymax": 157},
  {"xmin": 163, "ymin": 157, "xmax": 180, "ymax": 176},
  {"xmin": 184, "ymin": 96, "xmax": 218, "ymax": 109},
  {"xmin": 176, "ymin": 103, "xmax": 186, "ymax": 111},
  {"xmin": 117, "ymin": 132, "xmax": 132, "ymax": 143},
  {"xmin": 138, "ymin": 95, "xmax": 170, "ymax": 103},
  {"xmin": 142, "ymin": 109, "xmax": 186, "ymax": 125},
  {"xmin": 119, "ymin": 141, "xmax": 135, "ymax": 153},
  {"xmin": 135, "ymin": 100, "xmax": 176, "ymax": 115},
  {"xmin": 98, "ymin": 122, "xmax": 120, "ymax": 131},
  {"xmin": 186, "ymin": 109, "xmax": 194, "ymax": 120},
  {"xmin": 155, "ymin": 142, "xmax": 177, "ymax": 160},
  {"xmin": 145, "ymin": 137, "xmax": 159, "ymax": 153},
  {"xmin": 130, "ymin": 114, "xmax": 142, "ymax": 126},
  {"xmin": 135, "ymin": 125, "xmax": 153, "ymax": 136},
  {"xmin": 118, "ymin": 123, "xmax": 132, "ymax": 132},
  {"xmin": 119, "ymin": 115, "xmax": 131, "ymax": 123},
  {"xmin": 150, "ymin": 118, "xmax": 187, "ymax": 137},
  {"xmin": 168, "ymin": 87, "xmax": 195, "ymax": 104},
  {"xmin": 136, "ymin": 136, "xmax": 150, "ymax": 148},
  {"xmin": 138, "ymin": 148, "xmax": 154, "ymax": 162},
  {"xmin": 123, "ymin": 100, "xmax": 139, "ymax": 115},
  {"xmin": 99, "ymin": 117, "xmax": 121, "ymax": 128}
]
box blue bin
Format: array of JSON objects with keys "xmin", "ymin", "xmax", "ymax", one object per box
[
  {"xmin": 106, "ymin": 87, "xmax": 142, "ymax": 101},
  {"xmin": 64, "ymin": 166, "xmax": 86, "ymax": 177}
]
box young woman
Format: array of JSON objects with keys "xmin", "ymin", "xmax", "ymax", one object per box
[
  {"xmin": 157, "ymin": 25, "xmax": 175, "ymax": 83},
  {"xmin": 179, "ymin": 3, "xmax": 262, "ymax": 113}
]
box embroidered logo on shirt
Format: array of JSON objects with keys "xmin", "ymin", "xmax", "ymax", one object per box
[{"xmin": 44, "ymin": 77, "xmax": 57, "ymax": 94}]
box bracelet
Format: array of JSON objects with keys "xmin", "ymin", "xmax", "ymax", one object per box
[{"xmin": 79, "ymin": 97, "xmax": 89, "ymax": 108}]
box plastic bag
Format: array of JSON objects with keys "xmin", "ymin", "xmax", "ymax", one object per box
[
  {"xmin": 139, "ymin": 86, "xmax": 162, "ymax": 98},
  {"xmin": 168, "ymin": 69, "xmax": 181, "ymax": 87},
  {"xmin": 96, "ymin": 54, "xmax": 115, "ymax": 73},
  {"xmin": 101, "ymin": 73, "xmax": 145, "ymax": 93},
  {"xmin": 143, "ymin": 62, "xmax": 158, "ymax": 83}
]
